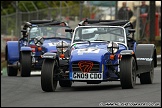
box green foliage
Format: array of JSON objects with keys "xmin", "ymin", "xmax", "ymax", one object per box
[
  {"xmin": 34, "ymin": 1, "xmax": 48, "ymax": 9},
  {"xmin": 1, "ymin": 1, "xmax": 99, "ymax": 35},
  {"xmin": 18, "ymin": 3, "xmax": 26, "ymax": 12},
  {"xmin": 1, "ymin": 61, "xmax": 7, "ymax": 69},
  {"xmin": 1, "ymin": 1, "xmax": 98, "ymax": 16},
  {"xmin": 24, "ymin": 1, "xmax": 37, "ymax": 11}
]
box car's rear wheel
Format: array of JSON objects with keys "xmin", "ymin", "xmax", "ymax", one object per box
[
  {"xmin": 59, "ymin": 80, "xmax": 72, "ymax": 87},
  {"xmin": 120, "ymin": 56, "xmax": 136, "ymax": 89},
  {"xmin": 140, "ymin": 59, "xmax": 154, "ymax": 84},
  {"xmin": 7, "ymin": 63, "xmax": 18, "ymax": 76},
  {"xmin": 6, "ymin": 47, "xmax": 18, "ymax": 76},
  {"xmin": 41, "ymin": 59, "xmax": 58, "ymax": 92},
  {"xmin": 20, "ymin": 52, "xmax": 31, "ymax": 77}
]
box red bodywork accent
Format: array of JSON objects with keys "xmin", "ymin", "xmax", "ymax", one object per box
[{"xmin": 30, "ymin": 45, "xmax": 37, "ymax": 52}]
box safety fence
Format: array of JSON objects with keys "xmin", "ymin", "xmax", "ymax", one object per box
[{"xmin": 1, "ymin": 2, "xmax": 161, "ymax": 53}]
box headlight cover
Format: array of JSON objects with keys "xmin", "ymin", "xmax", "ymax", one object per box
[
  {"xmin": 107, "ymin": 42, "xmax": 119, "ymax": 53},
  {"xmin": 34, "ymin": 36, "xmax": 44, "ymax": 47},
  {"xmin": 56, "ymin": 41, "xmax": 69, "ymax": 53}
]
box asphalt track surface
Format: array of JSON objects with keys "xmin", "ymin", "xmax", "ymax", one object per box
[{"xmin": 1, "ymin": 66, "xmax": 161, "ymax": 107}]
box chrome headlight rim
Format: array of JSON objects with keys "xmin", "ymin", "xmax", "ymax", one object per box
[
  {"xmin": 34, "ymin": 36, "xmax": 44, "ymax": 47},
  {"xmin": 107, "ymin": 42, "xmax": 119, "ymax": 53}
]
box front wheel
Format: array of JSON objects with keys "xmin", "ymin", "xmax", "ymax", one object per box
[
  {"xmin": 41, "ymin": 59, "xmax": 59, "ymax": 92},
  {"xmin": 120, "ymin": 56, "xmax": 136, "ymax": 89},
  {"xmin": 20, "ymin": 52, "xmax": 31, "ymax": 77}
]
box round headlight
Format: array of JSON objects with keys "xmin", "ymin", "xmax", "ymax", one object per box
[
  {"xmin": 107, "ymin": 42, "xmax": 119, "ymax": 53},
  {"xmin": 56, "ymin": 41, "xmax": 69, "ymax": 53},
  {"xmin": 34, "ymin": 36, "xmax": 44, "ymax": 47}
]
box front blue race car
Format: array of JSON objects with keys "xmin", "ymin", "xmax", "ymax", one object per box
[
  {"xmin": 41, "ymin": 25, "xmax": 132, "ymax": 92},
  {"xmin": 41, "ymin": 19, "xmax": 157, "ymax": 92}
]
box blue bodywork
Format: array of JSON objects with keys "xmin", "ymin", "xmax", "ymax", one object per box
[
  {"xmin": 40, "ymin": 20, "xmax": 157, "ymax": 92},
  {"xmin": 6, "ymin": 36, "xmax": 71, "ymax": 69},
  {"xmin": 6, "ymin": 21, "xmax": 72, "ymax": 72},
  {"xmin": 68, "ymin": 42, "xmax": 129, "ymax": 81},
  {"xmin": 6, "ymin": 41, "xmax": 20, "ymax": 64}
]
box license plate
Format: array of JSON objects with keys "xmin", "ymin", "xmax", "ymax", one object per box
[{"xmin": 70, "ymin": 72, "xmax": 103, "ymax": 80}]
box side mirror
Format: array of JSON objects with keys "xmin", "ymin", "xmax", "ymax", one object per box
[
  {"xmin": 128, "ymin": 29, "xmax": 135, "ymax": 33},
  {"xmin": 21, "ymin": 30, "xmax": 28, "ymax": 37},
  {"xmin": 21, "ymin": 30, "xmax": 27, "ymax": 33},
  {"xmin": 65, "ymin": 28, "xmax": 74, "ymax": 32},
  {"xmin": 25, "ymin": 22, "xmax": 32, "ymax": 27}
]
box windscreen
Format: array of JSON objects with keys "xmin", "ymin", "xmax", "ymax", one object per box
[
  {"xmin": 29, "ymin": 26, "xmax": 71, "ymax": 39},
  {"xmin": 73, "ymin": 26, "xmax": 125, "ymax": 43}
]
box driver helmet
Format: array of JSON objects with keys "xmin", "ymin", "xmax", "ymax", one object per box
[
  {"xmin": 64, "ymin": 22, "xmax": 68, "ymax": 26},
  {"xmin": 82, "ymin": 28, "xmax": 98, "ymax": 40},
  {"xmin": 60, "ymin": 22, "xmax": 68, "ymax": 26},
  {"xmin": 30, "ymin": 27, "xmax": 40, "ymax": 38}
]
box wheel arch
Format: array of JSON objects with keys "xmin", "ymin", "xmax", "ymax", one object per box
[
  {"xmin": 120, "ymin": 50, "xmax": 138, "ymax": 70},
  {"xmin": 135, "ymin": 44, "xmax": 157, "ymax": 74},
  {"xmin": 5, "ymin": 45, "xmax": 8, "ymax": 61}
]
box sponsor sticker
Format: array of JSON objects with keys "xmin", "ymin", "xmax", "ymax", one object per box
[
  {"xmin": 48, "ymin": 43, "xmax": 56, "ymax": 46},
  {"xmin": 70, "ymin": 72, "xmax": 103, "ymax": 80},
  {"xmin": 77, "ymin": 48, "xmax": 100, "ymax": 55},
  {"xmin": 42, "ymin": 55, "xmax": 54, "ymax": 58},
  {"xmin": 136, "ymin": 58, "xmax": 153, "ymax": 61}
]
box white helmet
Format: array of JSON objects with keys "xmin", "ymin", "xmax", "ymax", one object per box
[
  {"xmin": 81, "ymin": 28, "xmax": 98, "ymax": 40},
  {"xmin": 30, "ymin": 27, "xmax": 39, "ymax": 33},
  {"xmin": 30, "ymin": 27, "xmax": 40, "ymax": 38},
  {"xmin": 82, "ymin": 28, "xmax": 97, "ymax": 34},
  {"xmin": 64, "ymin": 22, "xmax": 69, "ymax": 26}
]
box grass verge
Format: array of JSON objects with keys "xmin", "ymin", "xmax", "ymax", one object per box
[
  {"xmin": 1, "ymin": 61, "xmax": 7, "ymax": 69},
  {"xmin": 156, "ymin": 45, "xmax": 161, "ymax": 55}
]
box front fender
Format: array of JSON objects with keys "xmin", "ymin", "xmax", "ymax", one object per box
[
  {"xmin": 120, "ymin": 50, "xmax": 138, "ymax": 70},
  {"xmin": 135, "ymin": 44, "xmax": 157, "ymax": 74},
  {"xmin": 42, "ymin": 52, "xmax": 57, "ymax": 59},
  {"xmin": 135, "ymin": 44, "xmax": 156, "ymax": 66},
  {"xmin": 6, "ymin": 41, "xmax": 19, "ymax": 63},
  {"xmin": 120, "ymin": 50, "xmax": 134, "ymax": 55},
  {"xmin": 20, "ymin": 46, "xmax": 32, "ymax": 51}
]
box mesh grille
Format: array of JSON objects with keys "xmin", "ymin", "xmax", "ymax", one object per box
[{"xmin": 72, "ymin": 61, "xmax": 100, "ymax": 73}]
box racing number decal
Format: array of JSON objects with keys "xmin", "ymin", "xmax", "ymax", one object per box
[
  {"xmin": 48, "ymin": 43, "xmax": 56, "ymax": 46},
  {"xmin": 77, "ymin": 48, "xmax": 100, "ymax": 55}
]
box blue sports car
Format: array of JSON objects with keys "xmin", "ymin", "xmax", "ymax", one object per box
[
  {"xmin": 41, "ymin": 19, "xmax": 157, "ymax": 92},
  {"xmin": 5, "ymin": 20, "xmax": 72, "ymax": 77}
]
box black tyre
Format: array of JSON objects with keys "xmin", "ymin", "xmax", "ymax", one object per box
[
  {"xmin": 140, "ymin": 59, "xmax": 154, "ymax": 84},
  {"xmin": 7, "ymin": 63, "xmax": 18, "ymax": 76},
  {"xmin": 59, "ymin": 80, "xmax": 72, "ymax": 87},
  {"xmin": 41, "ymin": 59, "xmax": 58, "ymax": 92},
  {"xmin": 20, "ymin": 52, "xmax": 31, "ymax": 77},
  {"xmin": 120, "ymin": 56, "xmax": 136, "ymax": 89}
]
